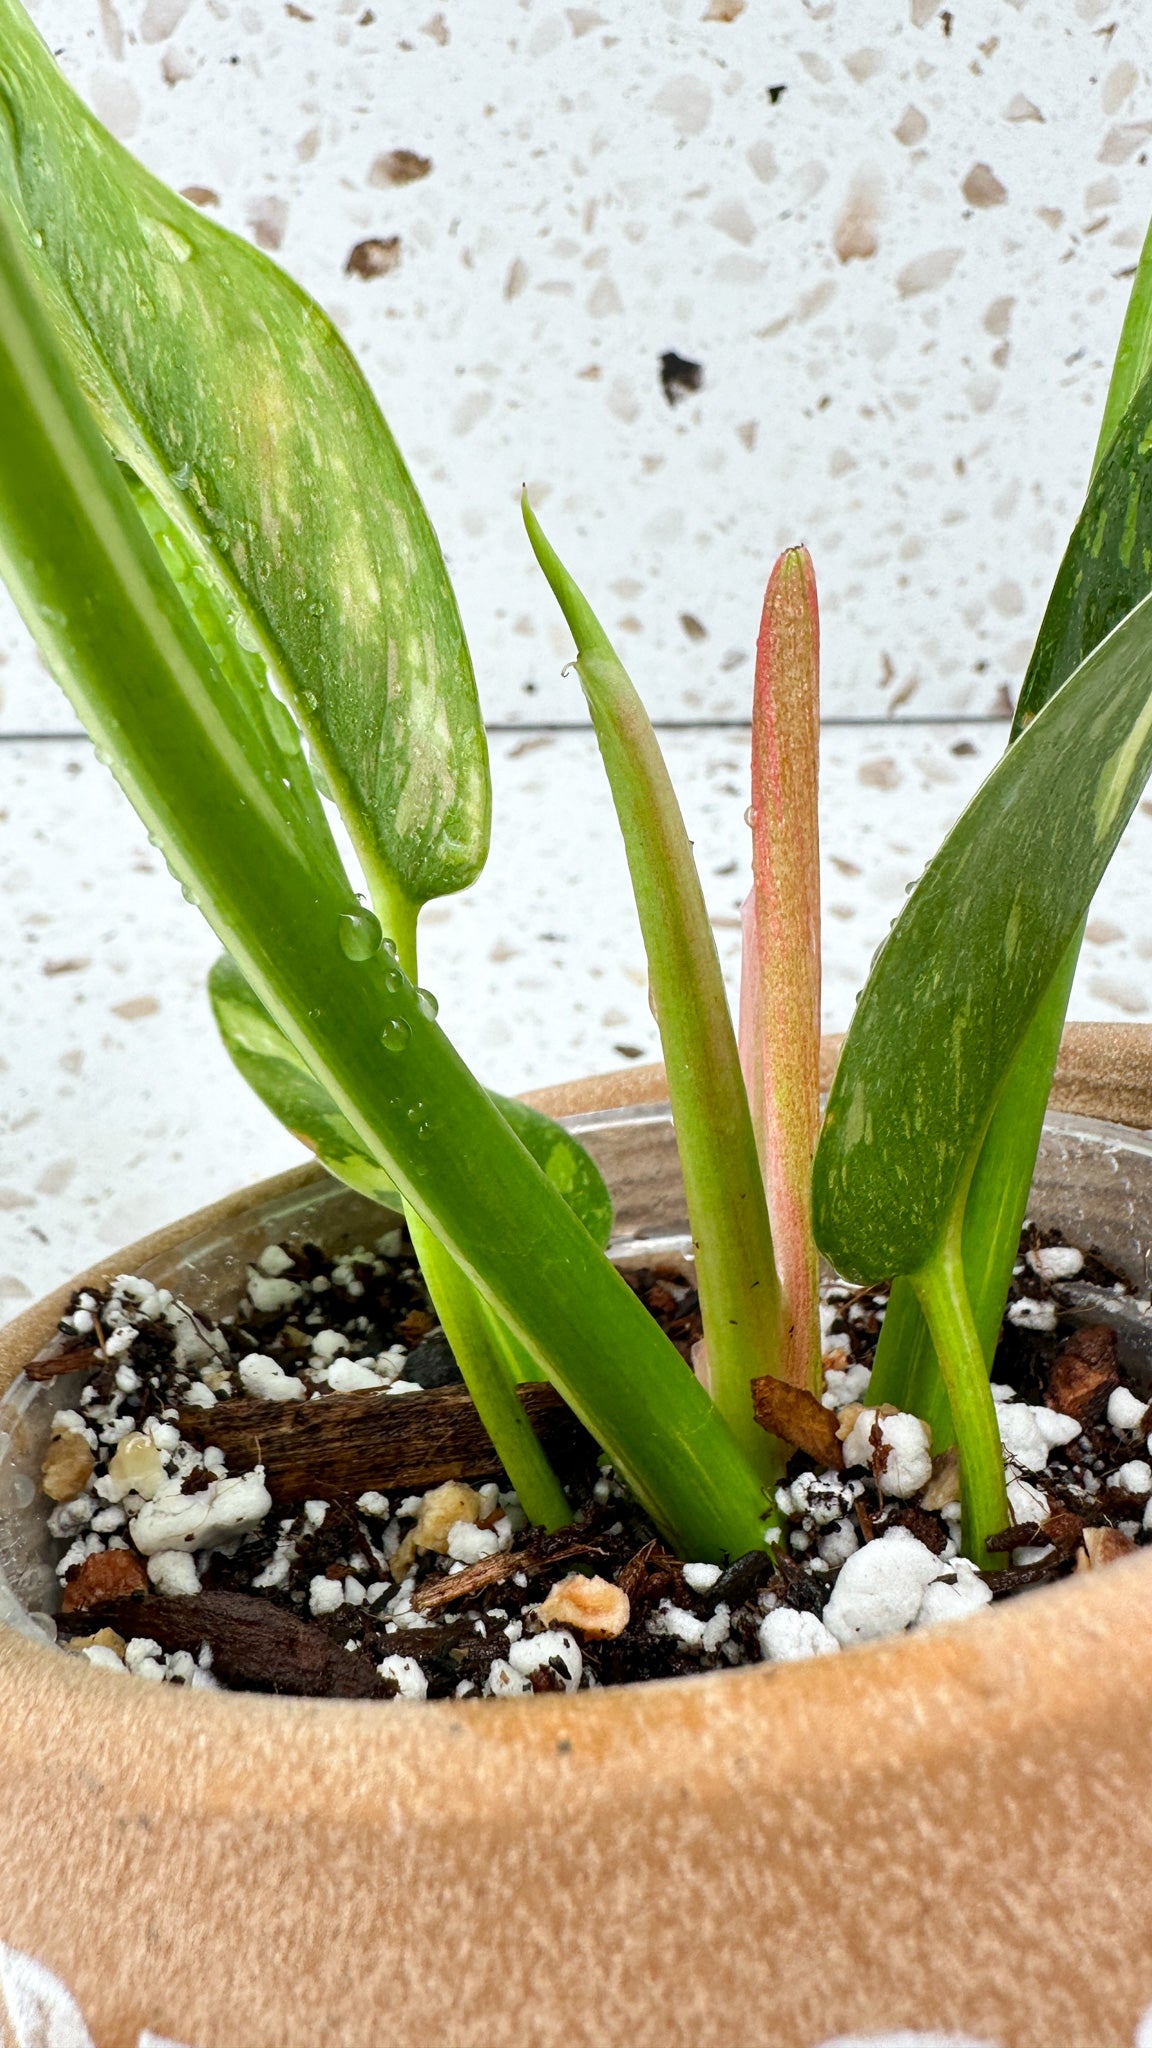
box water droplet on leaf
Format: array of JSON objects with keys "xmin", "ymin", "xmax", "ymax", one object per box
[
  {"xmin": 142, "ymin": 216, "xmax": 193, "ymax": 263},
  {"xmin": 416, "ymin": 987, "xmax": 438, "ymax": 1020},
  {"xmin": 338, "ymin": 909, "xmax": 383, "ymax": 961},
  {"xmin": 381, "ymin": 1016, "xmax": 411, "ymax": 1053}
]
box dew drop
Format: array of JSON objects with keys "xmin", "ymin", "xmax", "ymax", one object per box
[
  {"xmin": 381, "ymin": 1016, "xmax": 411, "ymax": 1053},
  {"xmin": 338, "ymin": 909, "xmax": 383, "ymax": 961},
  {"xmin": 416, "ymin": 987, "xmax": 439, "ymax": 1021},
  {"xmin": 233, "ymin": 611, "xmax": 261, "ymax": 654},
  {"xmin": 29, "ymin": 227, "xmax": 43, "ymax": 249},
  {"xmin": 744, "ymin": 804, "xmax": 755, "ymax": 827},
  {"xmin": 383, "ymin": 968, "xmax": 403, "ymax": 993},
  {"xmin": 382, "ymin": 937, "xmax": 399, "ymax": 959}
]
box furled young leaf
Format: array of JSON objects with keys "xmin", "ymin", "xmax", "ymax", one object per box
[
  {"xmin": 208, "ymin": 954, "xmax": 614, "ymax": 1247},
  {"xmin": 813, "ymin": 585, "xmax": 1152, "ymax": 1286},
  {"xmin": 523, "ymin": 496, "xmax": 785, "ymax": 1488},
  {"xmin": 0, "ymin": 0, "xmax": 489, "ymax": 944},
  {"xmin": 0, "ymin": 210, "xmax": 770, "ymax": 1566},
  {"xmin": 739, "ymin": 547, "xmax": 821, "ymax": 1394}
]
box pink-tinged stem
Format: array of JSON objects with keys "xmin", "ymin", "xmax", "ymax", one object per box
[{"xmin": 740, "ymin": 547, "xmax": 822, "ymax": 1392}]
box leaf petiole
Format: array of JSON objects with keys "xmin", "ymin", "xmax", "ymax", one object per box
[{"xmin": 912, "ymin": 1234, "xmax": 1009, "ymax": 1570}]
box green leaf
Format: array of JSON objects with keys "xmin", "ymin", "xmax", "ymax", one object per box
[
  {"xmin": 208, "ymin": 953, "xmax": 403, "ymax": 1208},
  {"xmin": 523, "ymin": 495, "xmax": 785, "ymax": 1490},
  {"xmin": 0, "ymin": 204, "xmax": 765, "ymax": 1561},
  {"xmin": 1015, "ymin": 361, "xmax": 1152, "ymax": 737},
  {"xmin": 0, "ymin": 0, "xmax": 489, "ymax": 927},
  {"xmin": 1090, "ymin": 215, "xmax": 1152, "ymax": 474},
  {"xmin": 813, "ymin": 586, "xmax": 1152, "ymax": 1287},
  {"xmin": 875, "ymin": 282, "xmax": 1152, "ymax": 1441},
  {"xmin": 209, "ymin": 955, "xmax": 614, "ymax": 1248},
  {"xmin": 489, "ymin": 1093, "xmax": 614, "ymax": 1250}
]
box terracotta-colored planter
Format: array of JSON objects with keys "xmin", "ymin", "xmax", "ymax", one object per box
[{"xmin": 3, "ymin": 1024, "xmax": 1152, "ymax": 2048}]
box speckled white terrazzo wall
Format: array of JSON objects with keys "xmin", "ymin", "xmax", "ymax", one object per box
[
  {"xmin": 2, "ymin": 0, "xmax": 1151, "ymax": 728},
  {"xmin": 4, "ymin": 0, "xmax": 1152, "ymax": 1313}
]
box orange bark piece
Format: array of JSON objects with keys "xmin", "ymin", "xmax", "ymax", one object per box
[
  {"xmin": 61, "ymin": 1547, "xmax": 148, "ymax": 1614},
  {"xmin": 751, "ymin": 1375, "xmax": 843, "ymax": 1469}
]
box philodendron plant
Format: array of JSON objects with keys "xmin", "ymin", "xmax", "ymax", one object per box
[{"xmin": 3, "ymin": 2, "xmax": 1152, "ymax": 1575}]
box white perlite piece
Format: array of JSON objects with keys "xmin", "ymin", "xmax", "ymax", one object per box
[
  {"xmin": 1006, "ymin": 1297, "xmax": 1058, "ymax": 1334},
  {"xmin": 647, "ymin": 1601, "xmax": 731, "ymax": 1654},
  {"xmin": 818, "ymin": 1518, "xmax": 859, "ymax": 1569},
  {"xmin": 256, "ymin": 1243, "xmax": 295, "ymax": 1277},
  {"xmin": 682, "ymin": 1561, "xmax": 722, "ymax": 1593},
  {"xmin": 309, "ymin": 1575, "xmax": 345, "ymax": 1617},
  {"xmin": 485, "ymin": 1657, "xmax": 530, "ymax": 1697},
  {"xmin": 840, "ymin": 1409, "xmax": 933, "ymax": 1499},
  {"xmin": 996, "ymin": 1401, "xmax": 1081, "ymax": 1473},
  {"xmin": 79, "ymin": 1644, "xmax": 129, "ymax": 1674},
  {"xmin": 1115, "ymin": 1460, "xmax": 1152, "ymax": 1497},
  {"xmin": 244, "ymin": 1269, "xmax": 302, "ymax": 1314},
  {"xmin": 821, "ymin": 1361, "xmax": 872, "ymax": 1411},
  {"xmin": 238, "ymin": 1355, "xmax": 305, "ymax": 1402},
  {"xmin": 823, "ymin": 1528, "xmax": 950, "ymax": 1648},
  {"xmin": 325, "ymin": 1359, "xmax": 387, "ymax": 1394},
  {"xmin": 310, "ymin": 1329, "xmax": 350, "ymax": 1361},
  {"xmin": 147, "ymin": 1550, "xmax": 200, "ymax": 1598},
  {"xmin": 1006, "ymin": 1476, "xmax": 1049, "ymax": 1527},
  {"xmin": 129, "ymin": 1468, "xmax": 272, "ymax": 1555},
  {"xmin": 377, "ymin": 1654, "xmax": 428, "ymax": 1700},
  {"xmin": 1108, "ymin": 1386, "xmax": 1148, "ymax": 1433},
  {"xmin": 779, "ymin": 1469, "xmax": 862, "ymax": 1526},
  {"xmin": 916, "ymin": 1558, "xmax": 992, "ymax": 1627},
  {"xmin": 758, "ymin": 1607, "xmax": 840, "ymax": 1663},
  {"xmin": 507, "ymin": 1629, "xmax": 583, "ymax": 1692},
  {"xmin": 1027, "ymin": 1244, "xmax": 1084, "ymax": 1281},
  {"xmin": 446, "ymin": 1520, "xmax": 502, "ymax": 1564}
]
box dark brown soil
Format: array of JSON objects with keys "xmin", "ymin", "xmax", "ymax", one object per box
[{"xmin": 28, "ymin": 1221, "xmax": 1152, "ymax": 1700}]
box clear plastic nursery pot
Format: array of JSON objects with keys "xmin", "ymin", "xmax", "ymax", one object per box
[{"xmin": 3, "ymin": 1026, "xmax": 1152, "ymax": 2048}]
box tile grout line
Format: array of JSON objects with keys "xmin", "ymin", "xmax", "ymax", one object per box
[{"xmin": 0, "ymin": 717, "xmax": 1015, "ymax": 744}]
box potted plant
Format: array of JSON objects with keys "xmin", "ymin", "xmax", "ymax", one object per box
[{"xmin": 4, "ymin": 0, "xmax": 1152, "ymax": 2040}]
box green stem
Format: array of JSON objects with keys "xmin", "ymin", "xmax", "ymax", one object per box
[
  {"xmin": 912, "ymin": 1235, "xmax": 1009, "ymax": 1569},
  {"xmin": 407, "ymin": 1216, "xmax": 570, "ymax": 1531},
  {"xmin": 391, "ymin": 906, "xmax": 567, "ymax": 1528},
  {"xmin": 524, "ymin": 497, "xmax": 785, "ymax": 1492},
  {"xmin": 870, "ymin": 931, "xmax": 1081, "ymax": 1448}
]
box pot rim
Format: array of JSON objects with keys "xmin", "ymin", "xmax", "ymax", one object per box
[{"xmin": 2, "ymin": 1030, "xmax": 1152, "ymax": 1833}]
